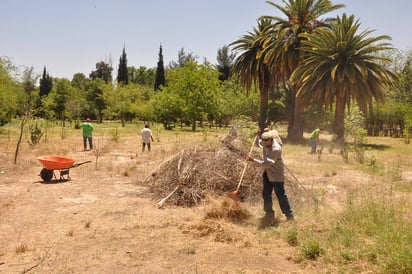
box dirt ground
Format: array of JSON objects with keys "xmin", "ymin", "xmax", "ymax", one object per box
[
  {"xmin": 1, "ymin": 130, "xmax": 408, "ymax": 273},
  {"xmin": 0, "ymin": 131, "xmax": 321, "ymax": 274}
]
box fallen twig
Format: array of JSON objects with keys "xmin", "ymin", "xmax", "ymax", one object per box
[{"xmin": 20, "ymin": 253, "xmax": 48, "ymax": 274}]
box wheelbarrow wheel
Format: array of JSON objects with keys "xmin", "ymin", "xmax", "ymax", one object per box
[{"xmin": 40, "ymin": 168, "xmax": 53, "ymax": 182}]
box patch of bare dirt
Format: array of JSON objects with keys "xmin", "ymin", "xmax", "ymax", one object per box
[{"xmin": 0, "ymin": 134, "xmax": 315, "ymax": 274}]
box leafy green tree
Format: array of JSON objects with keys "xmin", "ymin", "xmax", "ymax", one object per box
[
  {"xmin": 393, "ymin": 50, "xmax": 412, "ymax": 104},
  {"xmin": 21, "ymin": 66, "xmax": 39, "ymax": 95},
  {"xmin": 89, "ymin": 61, "xmax": 113, "ymax": 83},
  {"xmin": 66, "ymin": 85, "xmax": 88, "ymax": 127},
  {"xmin": 216, "ymin": 45, "xmax": 235, "ymax": 81},
  {"xmin": 71, "ymin": 73, "xmax": 87, "ymax": 90},
  {"xmin": 117, "ymin": 46, "xmax": 129, "ymax": 85},
  {"xmin": 291, "ymin": 13, "xmax": 395, "ymax": 141},
  {"xmin": 129, "ymin": 84, "xmax": 154, "ymax": 121},
  {"xmin": 218, "ymin": 80, "xmax": 260, "ymax": 127},
  {"xmin": 129, "ymin": 66, "xmax": 155, "ymax": 87},
  {"xmin": 0, "ymin": 57, "xmax": 19, "ymax": 125},
  {"xmin": 42, "ymin": 78, "xmax": 73, "ymax": 124},
  {"xmin": 262, "ymin": 0, "xmax": 344, "ymax": 140},
  {"xmin": 151, "ymin": 90, "xmax": 183, "ymax": 129},
  {"xmin": 84, "ymin": 78, "xmax": 108, "ymax": 122},
  {"xmin": 0, "ymin": 59, "xmax": 38, "ymax": 161},
  {"xmin": 154, "ymin": 44, "xmax": 166, "ymax": 91},
  {"xmin": 70, "ymin": 73, "xmax": 90, "ymax": 125},
  {"xmin": 168, "ymin": 48, "xmax": 197, "ymax": 69},
  {"xmin": 365, "ymin": 50, "xmax": 412, "ymax": 137},
  {"xmin": 230, "ymin": 18, "xmax": 275, "ymax": 130},
  {"xmin": 104, "ymin": 83, "xmax": 149, "ymax": 126},
  {"xmin": 155, "ymin": 61, "xmax": 221, "ymax": 130},
  {"xmin": 19, "ymin": 66, "xmax": 39, "ymax": 120}
]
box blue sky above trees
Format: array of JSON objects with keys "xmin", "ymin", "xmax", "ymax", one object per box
[{"xmin": 1, "ymin": 0, "xmax": 411, "ymax": 79}]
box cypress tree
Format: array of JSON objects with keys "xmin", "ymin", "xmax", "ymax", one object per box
[
  {"xmin": 39, "ymin": 66, "xmax": 52, "ymax": 97},
  {"xmin": 154, "ymin": 44, "xmax": 166, "ymax": 91},
  {"xmin": 117, "ymin": 46, "xmax": 129, "ymax": 85}
]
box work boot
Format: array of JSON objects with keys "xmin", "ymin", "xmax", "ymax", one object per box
[
  {"xmin": 265, "ymin": 212, "xmax": 275, "ymax": 220},
  {"xmin": 259, "ymin": 212, "xmax": 276, "ymax": 228},
  {"xmin": 286, "ymin": 215, "xmax": 295, "ymax": 221}
]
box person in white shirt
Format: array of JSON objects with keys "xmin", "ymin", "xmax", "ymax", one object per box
[
  {"xmin": 141, "ymin": 125, "xmax": 154, "ymax": 152},
  {"xmin": 247, "ymin": 131, "xmax": 294, "ymax": 224}
]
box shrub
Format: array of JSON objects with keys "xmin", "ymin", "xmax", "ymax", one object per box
[
  {"xmin": 286, "ymin": 228, "xmax": 298, "ymax": 246},
  {"xmin": 29, "ymin": 121, "xmax": 43, "ymax": 145},
  {"xmin": 300, "ymin": 239, "xmax": 323, "ymax": 260}
]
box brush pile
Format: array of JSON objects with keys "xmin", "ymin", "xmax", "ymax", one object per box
[{"xmin": 143, "ymin": 134, "xmax": 312, "ymax": 207}]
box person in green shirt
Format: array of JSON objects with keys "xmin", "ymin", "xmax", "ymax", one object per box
[
  {"xmin": 80, "ymin": 118, "xmax": 94, "ymax": 151},
  {"xmin": 310, "ymin": 128, "xmax": 321, "ymax": 154}
]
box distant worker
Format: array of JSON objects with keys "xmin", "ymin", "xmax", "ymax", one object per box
[
  {"xmin": 310, "ymin": 128, "xmax": 321, "ymax": 154},
  {"xmin": 141, "ymin": 124, "xmax": 154, "ymax": 152},
  {"xmin": 80, "ymin": 117, "xmax": 94, "ymax": 151},
  {"xmin": 229, "ymin": 125, "xmax": 238, "ymax": 137}
]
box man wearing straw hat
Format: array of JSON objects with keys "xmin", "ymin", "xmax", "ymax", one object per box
[{"xmin": 247, "ymin": 131, "xmax": 294, "ymax": 225}]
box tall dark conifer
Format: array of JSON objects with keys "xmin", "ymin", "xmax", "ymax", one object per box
[
  {"xmin": 117, "ymin": 46, "xmax": 129, "ymax": 85},
  {"xmin": 39, "ymin": 66, "xmax": 52, "ymax": 97},
  {"xmin": 154, "ymin": 44, "xmax": 166, "ymax": 91}
]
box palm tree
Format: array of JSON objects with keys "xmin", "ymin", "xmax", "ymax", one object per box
[
  {"xmin": 230, "ymin": 19, "xmax": 277, "ymax": 130},
  {"xmin": 291, "ymin": 13, "xmax": 395, "ymax": 141},
  {"xmin": 262, "ymin": 0, "xmax": 344, "ymax": 141}
]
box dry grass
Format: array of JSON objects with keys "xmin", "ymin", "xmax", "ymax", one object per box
[
  {"xmin": 203, "ymin": 195, "xmax": 251, "ymax": 223},
  {"xmin": 1, "ymin": 120, "xmax": 411, "ymax": 273},
  {"xmin": 14, "ymin": 244, "xmax": 28, "ymax": 254}
]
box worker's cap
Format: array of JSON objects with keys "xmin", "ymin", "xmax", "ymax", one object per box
[{"xmin": 261, "ymin": 132, "xmax": 274, "ymax": 146}]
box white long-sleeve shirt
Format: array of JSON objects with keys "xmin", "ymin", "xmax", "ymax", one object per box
[{"xmin": 252, "ymin": 139, "xmax": 285, "ymax": 182}]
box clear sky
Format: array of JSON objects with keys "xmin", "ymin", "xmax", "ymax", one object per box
[{"xmin": 1, "ymin": 0, "xmax": 411, "ymax": 79}]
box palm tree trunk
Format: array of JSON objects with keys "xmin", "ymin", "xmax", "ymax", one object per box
[
  {"xmin": 259, "ymin": 87, "xmax": 269, "ymax": 130},
  {"xmin": 258, "ymin": 70, "xmax": 272, "ymax": 130},
  {"xmin": 288, "ymin": 91, "xmax": 304, "ymax": 141},
  {"xmin": 334, "ymin": 97, "xmax": 346, "ymax": 142}
]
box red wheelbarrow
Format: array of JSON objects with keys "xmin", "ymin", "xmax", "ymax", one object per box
[{"xmin": 37, "ymin": 156, "xmax": 91, "ymax": 182}]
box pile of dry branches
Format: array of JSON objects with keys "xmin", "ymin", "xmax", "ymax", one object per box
[{"xmin": 143, "ymin": 135, "xmax": 313, "ymax": 208}]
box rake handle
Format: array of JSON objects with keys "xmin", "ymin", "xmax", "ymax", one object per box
[{"xmin": 235, "ymin": 135, "xmax": 258, "ymax": 191}]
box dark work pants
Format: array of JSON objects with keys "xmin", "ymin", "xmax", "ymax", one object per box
[
  {"xmin": 262, "ymin": 171, "xmax": 293, "ymax": 217},
  {"xmin": 83, "ymin": 137, "xmax": 93, "ymax": 150},
  {"xmin": 310, "ymin": 138, "xmax": 317, "ymax": 154},
  {"xmin": 142, "ymin": 142, "xmax": 151, "ymax": 152}
]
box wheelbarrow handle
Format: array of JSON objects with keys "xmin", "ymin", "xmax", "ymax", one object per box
[{"xmin": 71, "ymin": 160, "xmax": 92, "ymax": 168}]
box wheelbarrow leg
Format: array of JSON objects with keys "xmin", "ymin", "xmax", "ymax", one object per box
[{"xmin": 59, "ymin": 169, "xmax": 71, "ymax": 181}]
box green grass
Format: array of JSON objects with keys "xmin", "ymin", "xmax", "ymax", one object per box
[
  {"xmin": 290, "ymin": 191, "xmax": 412, "ymax": 273},
  {"xmin": 270, "ymin": 135, "xmax": 412, "ymax": 273}
]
